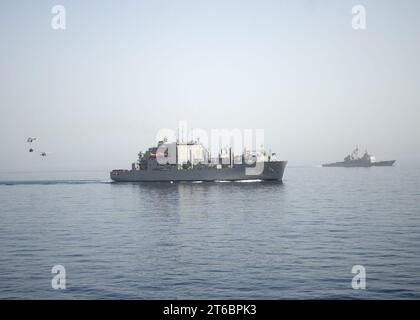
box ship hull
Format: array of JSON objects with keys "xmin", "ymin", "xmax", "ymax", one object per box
[
  {"xmin": 111, "ymin": 161, "xmax": 287, "ymax": 182},
  {"xmin": 372, "ymin": 160, "xmax": 396, "ymax": 167}
]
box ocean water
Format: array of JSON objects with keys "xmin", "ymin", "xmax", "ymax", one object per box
[{"xmin": 0, "ymin": 166, "xmax": 419, "ymax": 299}]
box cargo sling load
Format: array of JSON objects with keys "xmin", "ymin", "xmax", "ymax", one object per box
[
  {"xmin": 111, "ymin": 138, "xmax": 287, "ymax": 182},
  {"xmin": 322, "ymin": 146, "xmax": 396, "ymax": 167}
]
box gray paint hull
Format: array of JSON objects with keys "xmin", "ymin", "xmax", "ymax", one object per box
[{"xmin": 111, "ymin": 161, "xmax": 287, "ymax": 182}]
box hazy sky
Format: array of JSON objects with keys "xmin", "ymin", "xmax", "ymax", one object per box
[{"xmin": 1, "ymin": 0, "xmax": 419, "ymax": 171}]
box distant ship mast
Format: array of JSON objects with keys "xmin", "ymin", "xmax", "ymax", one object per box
[{"xmin": 351, "ymin": 145, "xmax": 359, "ymax": 160}]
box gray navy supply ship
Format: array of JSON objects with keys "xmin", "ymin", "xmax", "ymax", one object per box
[
  {"xmin": 322, "ymin": 146, "xmax": 396, "ymax": 167},
  {"xmin": 111, "ymin": 138, "xmax": 287, "ymax": 182}
]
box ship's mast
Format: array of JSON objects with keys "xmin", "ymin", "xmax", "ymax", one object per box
[{"xmin": 351, "ymin": 145, "xmax": 359, "ymax": 160}]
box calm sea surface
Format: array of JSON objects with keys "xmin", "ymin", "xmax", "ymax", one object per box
[{"xmin": 1, "ymin": 166, "xmax": 419, "ymax": 299}]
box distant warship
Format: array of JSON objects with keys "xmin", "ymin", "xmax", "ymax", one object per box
[
  {"xmin": 111, "ymin": 138, "xmax": 287, "ymax": 182},
  {"xmin": 322, "ymin": 146, "xmax": 396, "ymax": 167}
]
